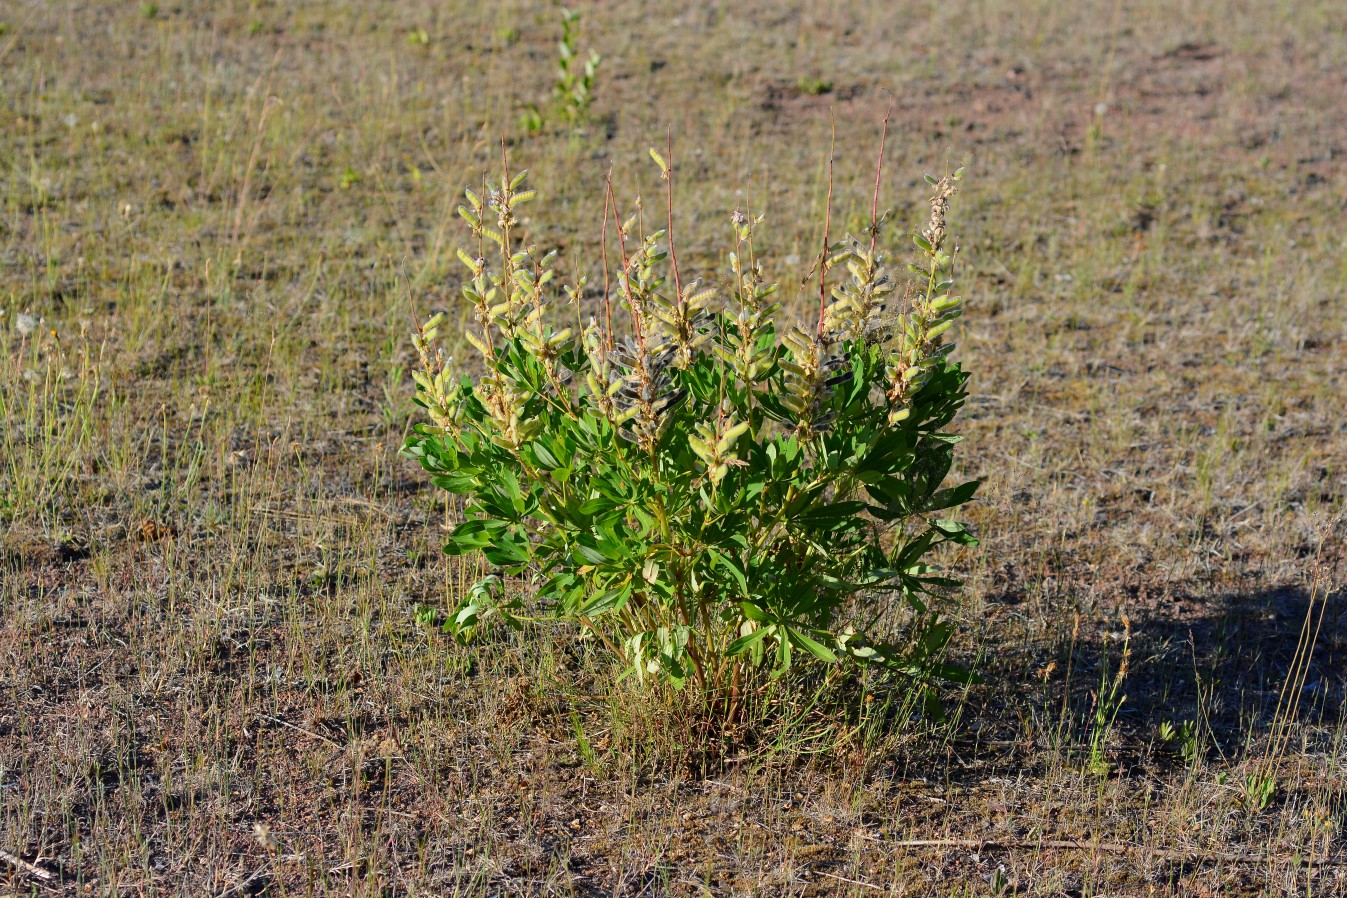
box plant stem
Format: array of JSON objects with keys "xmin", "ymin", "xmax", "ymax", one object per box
[
  {"xmin": 663, "ymin": 128, "xmax": 683, "ymax": 301},
  {"xmin": 869, "ymin": 103, "xmax": 892, "ymax": 258},
  {"xmin": 816, "ymin": 116, "xmax": 836, "ymax": 338}
]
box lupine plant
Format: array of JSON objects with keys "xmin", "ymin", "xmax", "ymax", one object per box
[
  {"xmin": 554, "ymin": 8, "xmax": 601, "ymax": 123},
  {"xmin": 518, "ymin": 9, "xmax": 601, "ymax": 136},
  {"xmin": 403, "ymin": 141, "xmax": 978, "ymax": 717}
]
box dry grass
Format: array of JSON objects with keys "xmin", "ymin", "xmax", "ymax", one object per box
[{"xmin": 2, "ymin": 1, "xmax": 1344, "ymax": 895}]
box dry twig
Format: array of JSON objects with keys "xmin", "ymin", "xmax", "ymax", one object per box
[{"xmin": 0, "ymin": 848, "xmax": 56, "ymax": 881}]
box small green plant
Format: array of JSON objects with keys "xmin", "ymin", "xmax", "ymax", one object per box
[
  {"xmin": 570, "ymin": 711, "xmax": 601, "ymax": 771},
  {"xmin": 796, "ymin": 76, "xmax": 834, "ymax": 96},
  {"xmin": 1241, "ymin": 771, "xmax": 1276, "ymax": 813},
  {"xmin": 517, "ymin": 103, "xmax": 545, "ymax": 136},
  {"xmin": 404, "ymin": 137, "xmax": 977, "ymax": 719},
  {"xmin": 1158, "ymin": 718, "xmax": 1200, "ymax": 765},
  {"xmin": 1086, "ymin": 615, "xmax": 1130, "ymax": 775},
  {"xmin": 516, "ymin": 9, "xmax": 602, "ymax": 136},
  {"xmin": 553, "ymin": 8, "xmax": 601, "ymax": 123}
]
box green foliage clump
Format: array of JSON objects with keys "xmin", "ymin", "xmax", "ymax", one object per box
[
  {"xmin": 519, "ymin": 8, "xmax": 602, "ymax": 135},
  {"xmin": 403, "ymin": 150, "xmax": 978, "ymax": 715},
  {"xmin": 554, "ymin": 8, "xmax": 601, "ymax": 121},
  {"xmin": 796, "ymin": 76, "xmax": 834, "ymax": 96}
]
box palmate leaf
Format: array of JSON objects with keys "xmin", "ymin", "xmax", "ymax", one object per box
[
  {"xmin": 863, "ymin": 481, "xmax": 909, "ymax": 520},
  {"xmin": 739, "ymin": 601, "xmax": 770, "ymax": 623},
  {"xmin": 481, "ymin": 526, "xmax": 532, "ymax": 567},
  {"xmin": 573, "ymin": 541, "xmax": 612, "ymax": 566},
  {"xmin": 707, "ymin": 549, "xmax": 748, "ymax": 594},
  {"xmin": 528, "ymin": 440, "xmax": 561, "ymax": 470}
]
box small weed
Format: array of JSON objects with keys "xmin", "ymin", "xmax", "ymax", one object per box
[
  {"xmin": 517, "ymin": 103, "xmax": 544, "ymax": 136},
  {"xmin": 554, "ymin": 8, "xmax": 601, "ymax": 123},
  {"xmin": 796, "ymin": 76, "xmax": 834, "ymax": 96},
  {"xmin": 1158, "ymin": 719, "xmax": 1200, "ymax": 765},
  {"xmin": 1086, "ymin": 615, "xmax": 1130, "ymax": 776},
  {"xmin": 1241, "ymin": 772, "xmax": 1277, "ymax": 813},
  {"xmin": 514, "ymin": 9, "xmax": 604, "ymax": 136},
  {"xmin": 570, "ymin": 711, "xmax": 600, "ymax": 772}
]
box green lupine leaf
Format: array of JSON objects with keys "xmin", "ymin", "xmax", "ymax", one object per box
[
  {"xmin": 482, "ymin": 526, "xmax": 531, "ymax": 567},
  {"xmin": 709, "ymin": 550, "xmax": 748, "ymax": 593},
  {"xmin": 786, "ymin": 627, "xmax": 839, "ymax": 663},
  {"xmin": 443, "ymin": 519, "xmax": 507, "ymax": 556},
  {"xmin": 580, "ymin": 585, "xmax": 631, "ymax": 616},
  {"xmin": 798, "ymin": 501, "xmax": 868, "ymax": 527},
  {"xmin": 739, "ymin": 601, "xmax": 769, "ymax": 623},
  {"xmin": 530, "ymin": 441, "xmax": 560, "ymax": 469},
  {"xmin": 932, "ymin": 518, "xmax": 979, "ymax": 546},
  {"xmin": 727, "ymin": 625, "xmax": 772, "ymax": 656},
  {"xmin": 573, "ymin": 541, "xmax": 611, "ymax": 566},
  {"xmin": 923, "ymin": 479, "xmax": 980, "ymax": 512}
]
